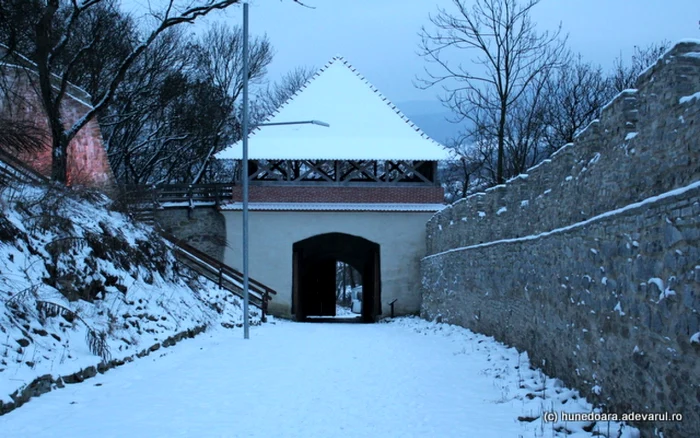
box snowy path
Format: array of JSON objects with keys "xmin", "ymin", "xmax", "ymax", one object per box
[{"xmin": 0, "ymin": 317, "xmax": 636, "ymax": 438}]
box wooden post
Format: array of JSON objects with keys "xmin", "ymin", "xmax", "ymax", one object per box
[
  {"xmin": 262, "ymin": 291, "xmax": 269, "ymax": 322},
  {"xmin": 390, "ymin": 299, "xmax": 397, "ymax": 318}
]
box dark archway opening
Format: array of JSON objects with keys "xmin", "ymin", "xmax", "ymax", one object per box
[{"xmin": 292, "ymin": 233, "xmax": 381, "ymax": 323}]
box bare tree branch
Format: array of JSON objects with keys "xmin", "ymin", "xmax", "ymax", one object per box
[
  {"xmin": 1, "ymin": 0, "xmax": 293, "ymax": 185},
  {"xmin": 0, "ymin": 117, "xmax": 47, "ymax": 155},
  {"xmin": 417, "ymin": 0, "xmax": 565, "ymax": 184}
]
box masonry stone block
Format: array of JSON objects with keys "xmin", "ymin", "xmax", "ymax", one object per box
[
  {"xmin": 0, "ymin": 70, "xmax": 114, "ymax": 189},
  {"xmin": 421, "ymin": 41, "xmax": 700, "ymax": 437},
  {"xmin": 154, "ymin": 208, "xmax": 227, "ymax": 262}
]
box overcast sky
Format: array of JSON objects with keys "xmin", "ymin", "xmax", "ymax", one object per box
[{"xmin": 128, "ymin": 0, "xmax": 699, "ymax": 106}]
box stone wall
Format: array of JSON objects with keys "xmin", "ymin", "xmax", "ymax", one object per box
[
  {"xmin": 0, "ymin": 67, "xmax": 115, "ymax": 189},
  {"xmin": 155, "ymin": 208, "xmax": 227, "ymax": 262},
  {"xmin": 426, "ymin": 41, "xmax": 700, "ymax": 254},
  {"xmin": 421, "ymin": 40, "xmax": 700, "ymax": 437}
]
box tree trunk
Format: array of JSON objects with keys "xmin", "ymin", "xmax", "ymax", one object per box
[
  {"xmin": 497, "ymin": 100, "xmax": 507, "ymax": 184},
  {"xmin": 460, "ymin": 158, "xmax": 470, "ymax": 198},
  {"xmin": 348, "ymin": 266, "xmax": 356, "ymax": 289},
  {"xmin": 50, "ymin": 123, "xmax": 68, "ymax": 184},
  {"xmin": 35, "ymin": 0, "xmax": 69, "ymax": 185}
]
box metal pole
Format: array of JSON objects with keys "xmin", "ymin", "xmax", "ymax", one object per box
[
  {"xmin": 258, "ymin": 120, "xmax": 330, "ymax": 127},
  {"xmin": 242, "ymin": 1, "xmax": 250, "ymax": 339}
]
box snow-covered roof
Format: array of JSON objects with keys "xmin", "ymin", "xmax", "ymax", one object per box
[
  {"xmin": 220, "ymin": 202, "xmax": 445, "ymax": 212},
  {"xmin": 216, "ymin": 56, "xmax": 450, "ymax": 161}
]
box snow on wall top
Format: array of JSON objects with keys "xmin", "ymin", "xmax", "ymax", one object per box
[
  {"xmin": 0, "ymin": 44, "xmax": 93, "ymax": 107},
  {"xmin": 219, "ymin": 202, "xmax": 445, "ymax": 212},
  {"xmin": 216, "ymin": 56, "xmax": 451, "ymax": 161}
]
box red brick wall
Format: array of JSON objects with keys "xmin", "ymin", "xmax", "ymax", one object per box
[
  {"xmin": 231, "ymin": 185, "xmax": 444, "ymax": 204},
  {"xmin": 1, "ymin": 73, "xmax": 114, "ymax": 189}
]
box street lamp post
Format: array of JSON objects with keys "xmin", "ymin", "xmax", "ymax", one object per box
[
  {"xmin": 258, "ymin": 120, "xmax": 330, "ymax": 127},
  {"xmin": 241, "ymin": 2, "xmax": 328, "ymax": 339},
  {"xmin": 241, "ymin": 1, "xmax": 250, "ymax": 339}
]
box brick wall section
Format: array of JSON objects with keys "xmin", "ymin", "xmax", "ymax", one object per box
[
  {"xmin": 421, "ymin": 41, "xmax": 700, "ymax": 436},
  {"xmin": 231, "ymin": 185, "xmax": 444, "ymax": 204},
  {"xmin": 0, "ymin": 71, "xmax": 114, "ymax": 190}
]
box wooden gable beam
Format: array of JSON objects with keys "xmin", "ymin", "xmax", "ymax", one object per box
[
  {"xmin": 340, "ymin": 160, "xmax": 380, "ymax": 182},
  {"xmin": 293, "ymin": 160, "xmax": 334, "ymax": 182},
  {"xmin": 251, "ymin": 160, "xmax": 287, "ymax": 181}
]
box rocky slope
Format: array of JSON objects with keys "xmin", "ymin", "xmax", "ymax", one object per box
[{"xmin": 0, "ymin": 182, "xmax": 258, "ymax": 413}]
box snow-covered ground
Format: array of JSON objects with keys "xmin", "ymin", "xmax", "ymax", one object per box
[
  {"xmin": 334, "ymin": 304, "xmax": 357, "ymax": 316},
  {"xmin": 0, "ymin": 184, "xmax": 639, "ymax": 437},
  {"xmin": 0, "ymin": 317, "xmax": 638, "ymax": 437},
  {"xmin": 305, "ymin": 304, "xmax": 359, "ymax": 319}
]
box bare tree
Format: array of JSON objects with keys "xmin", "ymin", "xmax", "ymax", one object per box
[
  {"xmin": 189, "ymin": 23, "xmax": 273, "ymax": 184},
  {"xmin": 543, "ymin": 54, "xmax": 612, "ymax": 154},
  {"xmin": 0, "ymin": 52, "xmax": 50, "ymax": 174},
  {"xmin": 438, "ymin": 147, "xmax": 485, "ymax": 201},
  {"xmin": 100, "ymin": 28, "xmax": 193, "ymax": 185},
  {"xmin": 502, "ymin": 71, "xmax": 549, "ymax": 176},
  {"xmin": 254, "ymin": 65, "xmax": 316, "ymax": 119},
  {"xmin": 0, "ymin": 47, "xmax": 45, "ymax": 155},
  {"xmin": 101, "ymin": 22, "xmax": 274, "ymax": 186},
  {"xmin": 194, "ymin": 23, "xmax": 273, "ymax": 107},
  {"xmin": 51, "ymin": 0, "xmax": 137, "ymax": 100},
  {"xmin": 609, "ymin": 41, "xmax": 670, "ymax": 93},
  {"xmin": 0, "ymin": 117, "xmax": 46, "ymax": 155},
  {"xmin": 0, "ymin": 0, "xmax": 43, "ymax": 55},
  {"xmin": 0, "ymin": 0, "xmax": 290, "ymax": 185},
  {"xmin": 418, "ymin": 0, "xmax": 564, "ymax": 184}
]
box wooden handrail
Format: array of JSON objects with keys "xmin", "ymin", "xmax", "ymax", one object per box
[
  {"xmin": 159, "ymin": 231, "xmax": 277, "ymax": 319},
  {"xmin": 177, "ymin": 248, "xmax": 264, "ymax": 303},
  {"xmin": 117, "ymin": 183, "xmax": 235, "ymax": 207},
  {"xmin": 161, "ymin": 231, "xmax": 276, "ymax": 296}
]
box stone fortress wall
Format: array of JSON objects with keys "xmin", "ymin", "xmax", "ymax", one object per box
[
  {"xmin": 421, "ymin": 40, "xmax": 700, "ymax": 436},
  {"xmin": 0, "ymin": 63, "xmax": 114, "ymax": 189}
]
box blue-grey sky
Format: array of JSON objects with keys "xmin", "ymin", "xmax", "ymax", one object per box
[
  {"xmin": 213, "ymin": 0, "xmax": 698, "ymax": 105},
  {"xmin": 125, "ymin": 0, "xmax": 699, "ymax": 107}
]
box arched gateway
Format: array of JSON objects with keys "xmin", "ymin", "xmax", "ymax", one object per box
[
  {"xmin": 214, "ymin": 55, "xmax": 449, "ymax": 321},
  {"xmin": 293, "ymin": 233, "xmax": 380, "ymax": 322}
]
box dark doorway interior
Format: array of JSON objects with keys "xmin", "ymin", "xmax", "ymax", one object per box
[{"xmin": 292, "ymin": 233, "xmax": 381, "ymax": 323}]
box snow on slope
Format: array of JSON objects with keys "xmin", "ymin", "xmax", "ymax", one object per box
[{"xmin": 0, "ymin": 183, "xmax": 258, "ymax": 407}]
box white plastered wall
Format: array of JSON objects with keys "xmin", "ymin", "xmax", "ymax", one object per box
[{"xmin": 221, "ymin": 210, "xmax": 433, "ymax": 318}]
